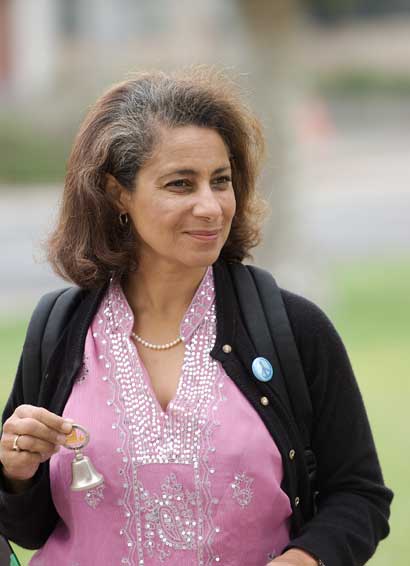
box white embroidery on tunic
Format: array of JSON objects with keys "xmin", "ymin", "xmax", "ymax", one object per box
[
  {"xmin": 139, "ymin": 473, "xmax": 197, "ymax": 561},
  {"xmin": 231, "ymin": 472, "xmax": 254, "ymax": 508},
  {"xmin": 201, "ymin": 373, "xmax": 226, "ymax": 563},
  {"xmin": 97, "ymin": 267, "xmax": 229, "ymax": 565},
  {"xmin": 84, "ymin": 484, "xmax": 105, "ymax": 509},
  {"xmin": 97, "ymin": 298, "xmax": 135, "ymax": 565}
]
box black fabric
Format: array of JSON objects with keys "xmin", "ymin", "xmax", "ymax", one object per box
[
  {"xmin": 41, "ymin": 287, "xmax": 84, "ymax": 378},
  {"xmin": 248, "ymin": 266, "xmax": 318, "ymax": 492},
  {"xmin": 228, "ymin": 263, "xmax": 294, "ymax": 410},
  {"xmin": 38, "ymin": 284, "xmax": 108, "ymax": 411},
  {"xmin": 228, "ymin": 262, "xmax": 319, "ymax": 510},
  {"xmin": 228, "ymin": 263, "xmax": 313, "ymax": 443},
  {"xmin": 19, "ymin": 289, "xmax": 67, "ymax": 406},
  {"xmin": 248, "ymin": 265, "xmax": 313, "ymax": 446},
  {"xmin": 0, "ymin": 260, "xmax": 393, "ymax": 565}
]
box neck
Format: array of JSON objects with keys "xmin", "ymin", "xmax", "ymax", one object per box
[{"xmin": 123, "ymin": 259, "xmax": 208, "ymax": 321}]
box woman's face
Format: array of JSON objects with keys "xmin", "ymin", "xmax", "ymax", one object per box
[{"xmin": 121, "ymin": 125, "xmax": 236, "ymax": 270}]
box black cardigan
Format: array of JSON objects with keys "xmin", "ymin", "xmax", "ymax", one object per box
[{"xmin": 0, "ymin": 261, "xmax": 393, "ymax": 565}]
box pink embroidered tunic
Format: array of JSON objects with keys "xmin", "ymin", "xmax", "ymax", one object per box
[{"xmin": 30, "ymin": 267, "xmax": 292, "ymax": 566}]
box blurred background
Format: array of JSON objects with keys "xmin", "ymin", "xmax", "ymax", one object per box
[{"xmin": 0, "ymin": 1, "xmax": 409, "ymax": 564}]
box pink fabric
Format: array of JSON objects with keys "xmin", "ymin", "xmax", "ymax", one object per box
[{"xmin": 30, "ymin": 267, "xmax": 292, "ymax": 566}]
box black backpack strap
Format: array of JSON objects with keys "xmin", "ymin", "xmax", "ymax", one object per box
[
  {"xmin": 247, "ymin": 265, "xmax": 313, "ymax": 448},
  {"xmin": 248, "ymin": 265, "xmax": 318, "ymax": 494},
  {"xmin": 41, "ymin": 287, "xmax": 83, "ymax": 377},
  {"xmin": 227, "ymin": 262, "xmax": 293, "ymax": 415},
  {"xmin": 22, "ymin": 286, "xmax": 82, "ymax": 405},
  {"xmin": 228, "ymin": 262, "xmax": 317, "ymax": 489},
  {"xmin": 22, "ymin": 289, "xmax": 68, "ymax": 405}
]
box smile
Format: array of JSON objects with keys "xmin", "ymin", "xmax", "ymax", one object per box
[{"xmin": 185, "ymin": 230, "xmax": 221, "ymax": 241}]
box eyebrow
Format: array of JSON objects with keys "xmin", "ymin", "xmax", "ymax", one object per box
[{"xmin": 160, "ymin": 165, "xmax": 232, "ymax": 178}]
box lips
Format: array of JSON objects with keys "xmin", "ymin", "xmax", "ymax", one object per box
[{"xmin": 185, "ymin": 229, "xmax": 221, "ymax": 241}]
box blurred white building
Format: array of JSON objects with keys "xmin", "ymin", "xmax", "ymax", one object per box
[
  {"xmin": 1, "ymin": 0, "xmax": 58, "ymax": 96},
  {"xmin": 0, "ymin": 0, "xmax": 242, "ymax": 98}
]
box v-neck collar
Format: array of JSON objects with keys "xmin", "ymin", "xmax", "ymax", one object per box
[{"xmin": 108, "ymin": 266, "xmax": 215, "ymax": 344}]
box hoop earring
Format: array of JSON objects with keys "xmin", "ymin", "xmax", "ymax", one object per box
[{"xmin": 119, "ymin": 212, "xmax": 129, "ymax": 227}]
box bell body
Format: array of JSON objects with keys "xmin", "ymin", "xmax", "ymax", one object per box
[{"xmin": 70, "ymin": 452, "xmax": 104, "ymax": 491}]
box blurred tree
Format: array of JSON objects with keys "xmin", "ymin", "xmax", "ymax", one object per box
[{"xmin": 234, "ymin": 0, "xmax": 309, "ymax": 285}]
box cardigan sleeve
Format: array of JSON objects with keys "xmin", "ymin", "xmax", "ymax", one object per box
[
  {"xmin": 281, "ymin": 290, "xmax": 393, "ymax": 566},
  {"xmin": 0, "ymin": 354, "xmax": 59, "ymax": 549}
]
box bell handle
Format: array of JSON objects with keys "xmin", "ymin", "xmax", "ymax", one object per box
[{"xmin": 65, "ymin": 423, "xmax": 90, "ymax": 451}]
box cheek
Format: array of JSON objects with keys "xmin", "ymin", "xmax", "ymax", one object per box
[
  {"xmin": 131, "ymin": 195, "xmax": 173, "ymax": 225},
  {"xmin": 225, "ymin": 190, "xmax": 237, "ymax": 220}
]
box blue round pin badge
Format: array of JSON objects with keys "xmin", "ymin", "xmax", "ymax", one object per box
[{"xmin": 252, "ymin": 357, "xmax": 273, "ymax": 382}]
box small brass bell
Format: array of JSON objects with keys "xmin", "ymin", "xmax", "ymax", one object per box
[{"xmin": 64, "ymin": 424, "xmax": 104, "ymax": 492}]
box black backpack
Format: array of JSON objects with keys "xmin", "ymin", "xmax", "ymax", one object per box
[
  {"xmin": 21, "ymin": 263, "xmax": 317, "ymax": 488},
  {"xmin": 228, "ymin": 263, "xmax": 317, "ymax": 493}
]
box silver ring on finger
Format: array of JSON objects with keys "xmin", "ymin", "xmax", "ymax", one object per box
[{"xmin": 12, "ymin": 434, "xmax": 22, "ymax": 452}]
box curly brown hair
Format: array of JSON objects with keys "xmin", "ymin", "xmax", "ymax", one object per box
[{"xmin": 47, "ymin": 67, "xmax": 267, "ymax": 288}]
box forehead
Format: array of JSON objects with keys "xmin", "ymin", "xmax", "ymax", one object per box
[{"xmin": 144, "ymin": 125, "xmax": 230, "ymax": 174}]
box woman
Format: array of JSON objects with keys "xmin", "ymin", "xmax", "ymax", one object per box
[{"xmin": 0, "ymin": 69, "xmax": 392, "ymax": 566}]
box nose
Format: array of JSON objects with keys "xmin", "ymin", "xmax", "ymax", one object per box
[{"xmin": 192, "ymin": 183, "xmax": 223, "ymax": 220}]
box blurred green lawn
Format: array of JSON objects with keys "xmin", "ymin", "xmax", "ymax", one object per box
[{"xmin": 1, "ymin": 258, "xmax": 408, "ymax": 565}]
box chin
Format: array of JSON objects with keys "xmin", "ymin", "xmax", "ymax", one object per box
[{"xmin": 180, "ymin": 250, "xmax": 221, "ymax": 269}]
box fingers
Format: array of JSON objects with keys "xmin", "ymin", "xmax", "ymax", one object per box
[
  {"xmin": 3, "ymin": 405, "xmax": 72, "ymax": 446},
  {"xmin": 5, "ymin": 418, "xmax": 68, "ymax": 447},
  {"xmin": 5, "ymin": 449, "xmax": 42, "ymax": 468},
  {"xmin": 6, "ymin": 432, "xmax": 61, "ymax": 455},
  {"xmin": 1, "ymin": 437, "xmax": 59, "ymax": 479},
  {"xmin": 0, "ymin": 404, "xmax": 73, "ymax": 482},
  {"xmin": 15, "ymin": 405, "xmax": 73, "ymax": 434},
  {"xmin": 1, "ymin": 449, "xmax": 43, "ymax": 481},
  {"xmin": 39, "ymin": 450, "xmax": 58, "ymax": 463}
]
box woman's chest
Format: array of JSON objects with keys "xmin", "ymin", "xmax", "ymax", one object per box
[
  {"xmin": 39, "ymin": 275, "xmax": 293, "ymax": 565},
  {"xmin": 136, "ymin": 342, "xmax": 185, "ymax": 412},
  {"xmin": 44, "ymin": 322, "xmax": 292, "ymax": 565}
]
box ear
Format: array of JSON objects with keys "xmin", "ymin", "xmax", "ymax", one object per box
[{"xmin": 105, "ymin": 173, "xmax": 131, "ymax": 213}]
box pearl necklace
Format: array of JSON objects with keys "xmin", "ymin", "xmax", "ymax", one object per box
[{"xmin": 131, "ymin": 331, "xmax": 183, "ymax": 350}]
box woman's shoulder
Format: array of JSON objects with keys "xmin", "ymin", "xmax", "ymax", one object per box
[
  {"xmin": 33, "ymin": 283, "xmax": 105, "ymax": 320},
  {"xmin": 278, "ymin": 287, "xmax": 351, "ymax": 379},
  {"xmin": 27, "ymin": 284, "xmax": 105, "ymax": 350},
  {"xmin": 220, "ymin": 259, "xmax": 346, "ymax": 357},
  {"xmin": 30, "ymin": 286, "xmax": 84, "ymax": 329},
  {"xmin": 279, "ymin": 288, "xmax": 337, "ymax": 340}
]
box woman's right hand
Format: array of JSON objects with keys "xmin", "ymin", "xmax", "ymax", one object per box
[{"xmin": 0, "ymin": 405, "xmax": 73, "ymax": 483}]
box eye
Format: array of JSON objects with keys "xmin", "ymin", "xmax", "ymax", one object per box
[
  {"xmin": 212, "ymin": 175, "xmax": 232, "ymax": 187},
  {"xmin": 165, "ymin": 178, "xmax": 191, "ymax": 189}
]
